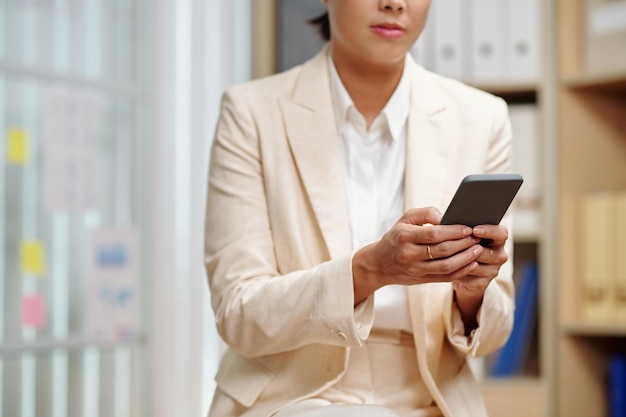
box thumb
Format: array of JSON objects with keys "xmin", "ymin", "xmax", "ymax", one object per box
[{"xmin": 402, "ymin": 206, "xmax": 443, "ymax": 226}]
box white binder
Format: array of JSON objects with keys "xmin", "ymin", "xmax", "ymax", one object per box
[
  {"xmin": 510, "ymin": 104, "xmax": 540, "ymax": 202},
  {"xmin": 510, "ymin": 104, "xmax": 541, "ymax": 236},
  {"xmin": 431, "ymin": 0, "xmax": 467, "ymax": 80},
  {"xmin": 507, "ymin": 0, "xmax": 541, "ymax": 82},
  {"xmin": 469, "ymin": 0, "xmax": 506, "ymax": 83}
]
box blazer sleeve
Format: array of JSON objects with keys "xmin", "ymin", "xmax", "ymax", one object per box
[
  {"xmin": 444, "ymin": 96, "xmax": 516, "ymax": 357},
  {"xmin": 205, "ymin": 87, "xmax": 373, "ymax": 359}
]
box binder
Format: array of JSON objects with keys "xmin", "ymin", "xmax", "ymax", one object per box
[
  {"xmin": 489, "ymin": 262, "xmax": 539, "ymax": 377},
  {"xmin": 616, "ymin": 191, "xmax": 626, "ymax": 322},
  {"xmin": 581, "ymin": 193, "xmax": 617, "ymax": 322},
  {"xmin": 509, "ymin": 105, "xmax": 540, "ymax": 194},
  {"xmin": 411, "ymin": 7, "xmax": 436, "ymax": 71},
  {"xmin": 506, "ymin": 0, "xmax": 541, "ymax": 82},
  {"xmin": 469, "ymin": 0, "xmax": 506, "ymax": 83},
  {"xmin": 610, "ymin": 355, "xmax": 626, "ymax": 417},
  {"xmin": 510, "ymin": 104, "xmax": 541, "ymax": 236},
  {"xmin": 431, "ymin": 0, "xmax": 467, "ymax": 80}
]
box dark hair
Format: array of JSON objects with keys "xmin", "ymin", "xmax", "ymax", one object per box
[{"xmin": 308, "ymin": 12, "xmax": 330, "ymax": 41}]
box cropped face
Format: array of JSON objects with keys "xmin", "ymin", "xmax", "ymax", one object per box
[{"xmin": 322, "ymin": 0, "xmax": 431, "ymax": 68}]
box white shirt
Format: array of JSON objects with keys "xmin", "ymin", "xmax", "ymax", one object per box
[{"xmin": 328, "ymin": 55, "xmax": 413, "ymax": 333}]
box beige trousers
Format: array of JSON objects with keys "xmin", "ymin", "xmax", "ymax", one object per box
[{"xmin": 273, "ymin": 329, "xmax": 443, "ymax": 417}]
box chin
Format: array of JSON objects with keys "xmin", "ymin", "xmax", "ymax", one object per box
[{"xmin": 368, "ymin": 49, "xmax": 409, "ymax": 66}]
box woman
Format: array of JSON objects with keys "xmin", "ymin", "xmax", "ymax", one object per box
[{"xmin": 204, "ymin": 1, "xmax": 515, "ymax": 416}]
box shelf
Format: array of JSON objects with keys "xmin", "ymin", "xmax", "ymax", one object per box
[
  {"xmin": 471, "ymin": 82, "xmax": 539, "ymax": 95},
  {"xmin": 471, "ymin": 82, "xmax": 539, "ymax": 103},
  {"xmin": 562, "ymin": 70, "xmax": 626, "ymax": 92},
  {"xmin": 513, "ymin": 233, "xmax": 540, "ymax": 244},
  {"xmin": 513, "ymin": 208, "xmax": 541, "ymax": 242},
  {"xmin": 562, "ymin": 323, "xmax": 626, "ymax": 337},
  {"xmin": 556, "ymin": 1, "xmax": 626, "ymax": 414}
]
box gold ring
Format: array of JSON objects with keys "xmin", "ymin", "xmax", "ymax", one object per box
[{"xmin": 427, "ymin": 244, "xmax": 434, "ymax": 260}]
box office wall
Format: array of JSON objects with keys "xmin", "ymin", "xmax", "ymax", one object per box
[
  {"xmin": 276, "ymin": 0, "xmax": 327, "ymax": 72},
  {"xmin": 0, "ymin": 0, "xmax": 253, "ymax": 416}
]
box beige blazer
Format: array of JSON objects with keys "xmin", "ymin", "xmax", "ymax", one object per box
[{"xmin": 205, "ymin": 46, "xmax": 515, "ymax": 417}]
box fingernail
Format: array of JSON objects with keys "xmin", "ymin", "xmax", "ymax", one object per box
[
  {"xmin": 473, "ymin": 227, "xmax": 483, "ymax": 235},
  {"xmin": 473, "ymin": 247, "xmax": 482, "ymax": 256},
  {"xmin": 463, "ymin": 227, "xmax": 472, "ymax": 235}
]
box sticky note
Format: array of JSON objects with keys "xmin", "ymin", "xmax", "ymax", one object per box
[
  {"xmin": 7, "ymin": 127, "xmax": 29, "ymax": 164},
  {"xmin": 20, "ymin": 240, "xmax": 47, "ymax": 277},
  {"xmin": 22, "ymin": 294, "xmax": 45, "ymax": 329}
]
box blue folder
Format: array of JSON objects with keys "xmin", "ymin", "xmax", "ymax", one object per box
[
  {"xmin": 488, "ymin": 261, "xmax": 539, "ymax": 377},
  {"xmin": 610, "ymin": 355, "xmax": 626, "ymax": 417}
]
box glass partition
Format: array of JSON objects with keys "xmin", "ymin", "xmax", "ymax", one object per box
[{"xmin": 0, "ymin": 1, "xmax": 147, "ymax": 416}]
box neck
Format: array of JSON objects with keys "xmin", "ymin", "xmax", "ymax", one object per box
[{"xmin": 332, "ymin": 52, "xmax": 405, "ymax": 129}]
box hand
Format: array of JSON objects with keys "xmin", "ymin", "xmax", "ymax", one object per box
[
  {"xmin": 352, "ymin": 207, "xmax": 483, "ymax": 305},
  {"xmin": 451, "ymin": 224, "xmax": 510, "ymax": 333}
]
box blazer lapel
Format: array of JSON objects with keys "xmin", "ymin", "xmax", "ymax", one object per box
[
  {"xmin": 404, "ymin": 62, "xmax": 457, "ymax": 211},
  {"xmin": 279, "ymin": 47, "xmax": 352, "ymax": 260},
  {"xmin": 404, "ymin": 60, "xmax": 459, "ymax": 400}
]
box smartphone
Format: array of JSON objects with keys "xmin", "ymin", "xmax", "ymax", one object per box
[{"xmin": 440, "ymin": 173, "xmax": 524, "ymax": 228}]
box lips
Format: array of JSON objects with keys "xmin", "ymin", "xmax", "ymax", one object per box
[{"xmin": 371, "ymin": 22, "xmax": 406, "ymax": 39}]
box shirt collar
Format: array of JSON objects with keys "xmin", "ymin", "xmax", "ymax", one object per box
[{"xmin": 328, "ymin": 52, "xmax": 411, "ymax": 141}]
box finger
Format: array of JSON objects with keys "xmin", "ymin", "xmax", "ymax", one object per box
[
  {"xmin": 425, "ymin": 258, "xmax": 480, "ymax": 283},
  {"xmin": 478, "ymin": 245, "xmax": 509, "ymax": 266},
  {"xmin": 426, "ymin": 236, "xmax": 481, "ymax": 260},
  {"xmin": 478, "ymin": 247, "xmax": 494, "ymax": 264},
  {"xmin": 426, "ymin": 243, "xmax": 435, "ymax": 261},
  {"xmin": 426, "ymin": 244, "xmax": 483, "ymax": 276},
  {"xmin": 472, "ymin": 225, "xmax": 509, "ymax": 245},
  {"xmin": 417, "ymin": 223, "xmax": 474, "ymax": 245},
  {"xmin": 401, "ymin": 206, "xmax": 443, "ymax": 226},
  {"xmin": 462, "ymin": 263, "xmax": 500, "ymax": 280}
]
